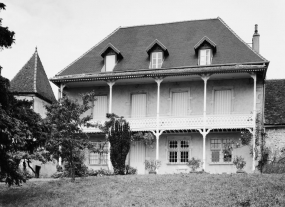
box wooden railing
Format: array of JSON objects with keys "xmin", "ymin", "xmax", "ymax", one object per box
[{"xmin": 82, "ymin": 114, "xmax": 254, "ymax": 132}]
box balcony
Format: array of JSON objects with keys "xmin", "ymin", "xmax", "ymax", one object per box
[{"xmin": 82, "ymin": 114, "xmax": 254, "ymax": 133}]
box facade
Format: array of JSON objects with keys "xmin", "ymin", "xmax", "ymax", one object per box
[
  {"xmin": 10, "ymin": 48, "xmax": 57, "ymax": 177},
  {"xmin": 264, "ymin": 80, "xmax": 285, "ymax": 160},
  {"xmin": 51, "ymin": 18, "xmax": 269, "ymax": 174}
]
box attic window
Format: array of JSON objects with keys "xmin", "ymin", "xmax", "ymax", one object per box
[
  {"xmin": 199, "ymin": 49, "xmax": 212, "ymax": 65},
  {"xmin": 100, "ymin": 43, "xmax": 122, "ymax": 72},
  {"xmin": 151, "ymin": 52, "xmax": 163, "ymax": 69},
  {"xmin": 105, "ymin": 55, "xmax": 116, "ymax": 72}
]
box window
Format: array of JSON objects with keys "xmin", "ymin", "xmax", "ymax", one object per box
[
  {"xmin": 151, "ymin": 52, "xmax": 163, "ymax": 69},
  {"xmin": 210, "ymin": 138, "xmax": 233, "ymax": 163},
  {"xmin": 131, "ymin": 94, "xmax": 147, "ymax": 118},
  {"xmin": 214, "ymin": 89, "xmax": 232, "ymax": 114},
  {"xmin": 89, "ymin": 142, "xmax": 108, "ymax": 165},
  {"xmin": 199, "ymin": 49, "xmax": 212, "ymax": 65},
  {"xmin": 93, "ymin": 96, "xmax": 108, "ymax": 120},
  {"xmin": 105, "ymin": 55, "xmax": 116, "ymax": 72},
  {"xmin": 168, "ymin": 140, "xmax": 190, "ymax": 163}
]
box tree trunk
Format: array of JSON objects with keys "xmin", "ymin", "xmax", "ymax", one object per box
[
  {"xmin": 70, "ymin": 150, "xmax": 75, "ymax": 182},
  {"xmin": 27, "ymin": 159, "xmax": 36, "ymax": 175}
]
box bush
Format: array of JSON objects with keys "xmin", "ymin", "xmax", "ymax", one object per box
[
  {"xmin": 125, "ymin": 165, "xmax": 137, "ymax": 175},
  {"xmin": 263, "ymin": 163, "xmax": 285, "ymax": 174},
  {"xmin": 233, "ymin": 156, "xmax": 246, "ymax": 170},
  {"xmin": 187, "ymin": 157, "xmax": 201, "ymax": 172}
]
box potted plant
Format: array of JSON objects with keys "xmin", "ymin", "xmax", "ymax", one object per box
[
  {"xmin": 187, "ymin": 157, "xmax": 202, "ymax": 173},
  {"xmin": 145, "ymin": 159, "xmax": 161, "ymax": 174},
  {"xmin": 233, "ymin": 156, "xmax": 246, "ymax": 173}
]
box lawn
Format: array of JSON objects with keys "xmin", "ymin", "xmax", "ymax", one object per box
[{"xmin": 1, "ymin": 174, "xmax": 285, "ymax": 207}]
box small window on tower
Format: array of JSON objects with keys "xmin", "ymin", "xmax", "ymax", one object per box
[
  {"xmin": 151, "ymin": 52, "xmax": 163, "ymax": 69},
  {"xmin": 199, "ymin": 49, "xmax": 212, "ymax": 65}
]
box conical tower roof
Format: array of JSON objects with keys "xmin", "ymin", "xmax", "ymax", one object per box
[{"xmin": 10, "ymin": 48, "xmax": 56, "ymax": 103}]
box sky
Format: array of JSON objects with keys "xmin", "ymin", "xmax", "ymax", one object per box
[{"xmin": 1, "ymin": 0, "xmax": 285, "ymax": 97}]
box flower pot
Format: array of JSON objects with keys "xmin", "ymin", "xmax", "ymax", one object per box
[{"xmin": 236, "ymin": 169, "xmax": 246, "ymax": 174}]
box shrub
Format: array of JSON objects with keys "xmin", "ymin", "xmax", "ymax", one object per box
[
  {"xmin": 95, "ymin": 168, "xmax": 113, "ymax": 176},
  {"xmin": 233, "ymin": 156, "xmax": 246, "ymax": 170},
  {"xmin": 63, "ymin": 152, "xmax": 88, "ymax": 177},
  {"xmin": 125, "ymin": 165, "xmax": 137, "ymax": 175},
  {"xmin": 187, "ymin": 157, "xmax": 201, "ymax": 172},
  {"xmin": 263, "ymin": 163, "xmax": 285, "ymax": 174},
  {"xmin": 145, "ymin": 160, "xmax": 161, "ymax": 172}
]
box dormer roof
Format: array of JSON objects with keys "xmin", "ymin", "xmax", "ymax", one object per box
[
  {"xmin": 10, "ymin": 48, "xmax": 56, "ymax": 104},
  {"xmin": 194, "ymin": 36, "xmax": 217, "ymax": 52},
  {"xmin": 146, "ymin": 39, "xmax": 169, "ymax": 56},
  {"xmin": 100, "ymin": 43, "xmax": 122, "ymax": 58}
]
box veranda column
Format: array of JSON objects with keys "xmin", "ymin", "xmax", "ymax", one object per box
[
  {"xmin": 201, "ymin": 74, "xmax": 210, "ymax": 171},
  {"xmin": 154, "ymin": 77, "xmax": 163, "ymax": 160},
  {"xmin": 250, "ymin": 73, "xmax": 257, "ymax": 172},
  {"xmin": 107, "ymin": 80, "xmax": 116, "ymax": 171},
  {"xmin": 58, "ymin": 83, "xmax": 65, "ymax": 166}
]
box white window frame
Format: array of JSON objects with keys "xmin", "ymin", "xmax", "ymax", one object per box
[
  {"xmin": 167, "ymin": 139, "xmax": 191, "ymax": 164},
  {"xmin": 151, "ymin": 52, "xmax": 163, "ymax": 69},
  {"xmin": 199, "ymin": 49, "xmax": 212, "ymax": 65},
  {"xmin": 105, "ymin": 54, "xmax": 116, "ymax": 72},
  {"xmin": 89, "ymin": 142, "xmax": 108, "ymax": 166},
  {"xmin": 210, "ymin": 138, "xmax": 234, "ymax": 164}
]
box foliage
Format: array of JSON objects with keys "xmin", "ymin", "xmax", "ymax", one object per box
[
  {"xmin": 45, "ymin": 93, "xmax": 95, "ymax": 182},
  {"xmin": 0, "ymin": 76, "xmax": 49, "ymax": 186},
  {"xmin": 187, "ymin": 157, "xmax": 201, "ymax": 172},
  {"xmin": 145, "ymin": 159, "xmax": 161, "ymax": 172},
  {"xmin": 132, "ymin": 132, "xmax": 155, "ymax": 147},
  {"xmin": 99, "ymin": 113, "xmax": 132, "ymax": 175},
  {"xmin": 87, "ymin": 168, "xmax": 113, "ymax": 176},
  {"xmin": 63, "ymin": 151, "xmax": 88, "ymax": 177},
  {"xmin": 125, "ymin": 165, "xmax": 137, "ymax": 175},
  {"xmin": 233, "ymin": 156, "xmax": 246, "ymax": 170},
  {"xmin": 0, "ymin": 3, "xmax": 15, "ymax": 51},
  {"xmin": 263, "ymin": 163, "xmax": 285, "ymax": 174},
  {"xmin": 1, "ymin": 174, "xmax": 285, "ymax": 206}
]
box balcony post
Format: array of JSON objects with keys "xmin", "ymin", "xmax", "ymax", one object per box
[
  {"xmin": 250, "ymin": 73, "xmax": 257, "ymax": 172},
  {"xmin": 107, "ymin": 80, "xmax": 116, "ymax": 113},
  {"xmin": 200, "ymin": 74, "xmax": 210, "ymax": 171},
  {"xmin": 154, "ymin": 77, "xmax": 164, "ymax": 161},
  {"xmin": 58, "ymin": 83, "xmax": 65, "ymax": 166},
  {"xmin": 106, "ymin": 80, "xmax": 116, "ymax": 171}
]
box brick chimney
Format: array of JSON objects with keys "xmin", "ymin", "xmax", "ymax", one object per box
[{"xmin": 252, "ymin": 24, "xmax": 260, "ymax": 53}]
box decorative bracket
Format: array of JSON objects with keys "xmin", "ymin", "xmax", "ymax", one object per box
[
  {"xmin": 154, "ymin": 77, "xmax": 164, "ymax": 85},
  {"xmin": 200, "ymin": 74, "xmax": 211, "ymax": 82}
]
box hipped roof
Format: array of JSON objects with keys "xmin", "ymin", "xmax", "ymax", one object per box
[
  {"xmin": 10, "ymin": 49, "xmax": 56, "ymax": 104},
  {"xmin": 54, "ymin": 17, "xmax": 267, "ymax": 80}
]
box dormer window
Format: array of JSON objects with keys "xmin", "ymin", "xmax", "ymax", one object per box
[
  {"xmin": 194, "ymin": 36, "xmax": 216, "ymax": 66},
  {"xmin": 100, "ymin": 43, "xmax": 123, "ymax": 72},
  {"xmin": 151, "ymin": 52, "xmax": 163, "ymax": 69},
  {"xmin": 146, "ymin": 39, "xmax": 169, "ymax": 69},
  {"xmin": 105, "ymin": 55, "xmax": 116, "ymax": 72},
  {"xmin": 199, "ymin": 49, "xmax": 212, "ymax": 65}
]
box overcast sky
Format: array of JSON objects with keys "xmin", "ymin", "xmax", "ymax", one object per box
[{"xmin": 1, "ymin": 0, "xmax": 285, "ymax": 97}]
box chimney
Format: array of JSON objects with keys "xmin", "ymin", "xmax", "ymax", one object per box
[{"xmin": 252, "ymin": 24, "xmax": 260, "ymax": 53}]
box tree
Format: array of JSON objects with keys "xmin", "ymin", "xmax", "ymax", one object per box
[
  {"xmin": 0, "ymin": 3, "xmax": 15, "ymax": 74},
  {"xmin": 0, "ymin": 80, "xmax": 49, "ymax": 185},
  {"xmin": 45, "ymin": 94, "xmax": 94, "ymax": 182},
  {"xmin": 100, "ymin": 113, "xmax": 132, "ymax": 175}
]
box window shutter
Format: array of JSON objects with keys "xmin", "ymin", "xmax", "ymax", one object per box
[
  {"xmin": 131, "ymin": 94, "xmax": 147, "ymax": 117},
  {"xmin": 93, "ymin": 96, "xmax": 108, "ymax": 120}
]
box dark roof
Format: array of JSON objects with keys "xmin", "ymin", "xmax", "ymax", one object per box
[
  {"xmin": 10, "ymin": 49, "xmax": 57, "ymax": 104},
  {"xmin": 264, "ymin": 79, "xmax": 285, "ymax": 125},
  {"xmin": 194, "ymin": 36, "xmax": 217, "ymax": 51},
  {"xmin": 55, "ymin": 17, "xmax": 267, "ymax": 78}
]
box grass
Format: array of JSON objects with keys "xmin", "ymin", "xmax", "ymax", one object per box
[{"xmin": 1, "ymin": 174, "xmax": 285, "ymax": 207}]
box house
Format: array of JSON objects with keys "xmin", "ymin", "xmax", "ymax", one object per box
[
  {"xmin": 50, "ymin": 18, "xmax": 269, "ymax": 174},
  {"xmin": 10, "ymin": 48, "xmax": 57, "ymax": 177},
  {"xmin": 264, "ymin": 79, "xmax": 285, "ymax": 160}
]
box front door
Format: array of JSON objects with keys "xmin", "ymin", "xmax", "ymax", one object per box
[{"xmin": 130, "ymin": 141, "xmax": 146, "ymax": 174}]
